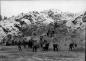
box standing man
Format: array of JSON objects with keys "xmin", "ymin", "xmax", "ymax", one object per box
[
  {"xmin": 17, "ymin": 39, "xmax": 22, "ymax": 51},
  {"xmin": 53, "ymin": 43, "xmax": 58, "ymax": 51},
  {"xmin": 32, "ymin": 40, "xmax": 39, "ymax": 52}
]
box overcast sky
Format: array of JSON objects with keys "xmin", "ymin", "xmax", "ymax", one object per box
[{"xmin": 1, "ymin": 0, "xmax": 86, "ymax": 17}]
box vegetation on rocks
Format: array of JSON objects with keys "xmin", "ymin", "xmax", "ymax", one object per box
[{"xmin": 0, "ymin": 9, "xmax": 85, "ymax": 50}]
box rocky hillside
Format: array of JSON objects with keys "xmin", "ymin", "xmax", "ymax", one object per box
[{"xmin": 0, "ymin": 9, "xmax": 85, "ymax": 46}]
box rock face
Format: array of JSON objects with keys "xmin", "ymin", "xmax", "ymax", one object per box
[
  {"xmin": 0, "ymin": 9, "xmax": 85, "ymax": 50},
  {"xmin": 0, "ymin": 27, "xmax": 6, "ymax": 42}
]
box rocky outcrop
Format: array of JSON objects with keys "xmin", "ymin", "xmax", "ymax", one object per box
[{"xmin": 0, "ymin": 9, "xmax": 85, "ymax": 50}]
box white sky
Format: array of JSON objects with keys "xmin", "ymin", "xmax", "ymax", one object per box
[{"xmin": 1, "ymin": 0, "xmax": 86, "ymax": 17}]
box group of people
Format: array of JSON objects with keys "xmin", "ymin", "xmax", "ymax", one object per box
[
  {"xmin": 16, "ymin": 38, "xmax": 51, "ymax": 52},
  {"xmin": 4, "ymin": 36, "xmax": 77, "ymax": 52}
]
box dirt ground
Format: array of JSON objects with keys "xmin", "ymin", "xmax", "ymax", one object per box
[{"xmin": 0, "ymin": 46, "xmax": 85, "ymax": 61}]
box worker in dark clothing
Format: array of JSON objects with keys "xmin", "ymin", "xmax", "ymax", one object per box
[
  {"xmin": 32, "ymin": 40, "xmax": 39, "ymax": 52},
  {"xmin": 42, "ymin": 40, "xmax": 49, "ymax": 51},
  {"xmin": 23, "ymin": 40, "xmax": 26, "ymax": 48},
  {"xmin": 28, "ymin": 39, "xmax": 33, "ymax": 48},
  {"xmin": 69, "ymin": 43, "xmax": 77, "ymax": 51},
  {"xmin": 53, "ymin": 43, "xmax": 59, "ymax": 51},
  {"xmin": 17, "ymin": 41, "xmax": 22, "ymax": 51}
]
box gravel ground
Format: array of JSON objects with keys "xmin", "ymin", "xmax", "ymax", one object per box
[{"xmin": 0, "ymin": 46, "xmax": 85, "ymax": 61}]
